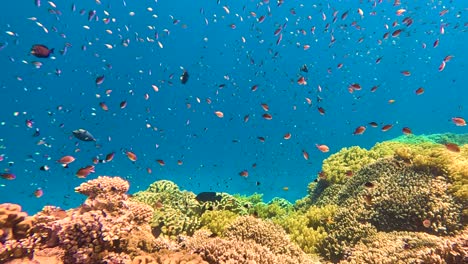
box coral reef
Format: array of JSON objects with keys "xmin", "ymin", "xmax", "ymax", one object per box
[
  {"xmin": 2, "ymin": 133, "xmax": 468, "ymax": 264},
  {"xmin": 31, "ymin": 176, "xmax": 159, "ymax": 263},
  {"xmin": 0, "ymin": 203, "xmax": 35, "ymax": 263},
  {"xmin": 341, "ymin": 227, "xmax": 468, "ymax": 263}
]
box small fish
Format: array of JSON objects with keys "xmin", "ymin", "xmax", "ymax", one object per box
[
  {"xmin": 156, "ymin": 159, "xmax": 165, "ymax": 166},
  {"xmin": 214, "ymin": 111, "xmax": 224, "ymax": 118},
  {"xmin": 451, "ymin": 117, "xmax": 466, "ymax": 126},
  {"xmin": 104, "ymin": 152, "xmax": 115, "ymax": 162},
  {"xmin": 316, "ymin": 144, "xmax": 329, "ymax": 153},
  {"xmin": 297, "ymin": 76, "xmax": 307, "ymax": 85},
  {"xmin": 76, "ymin": 165, "xmax": 95, "ymax": 178},
  {"xmin": 95, "ymin": 75, "xmax": 105, "ymax": 85},
  {"xmin": 353, "ymin": 126, "xmax": 366, "ymax": 135},
  {"xmin": 415, "ymin": 87, "xmax": 424, "ymax": 95},
  {"xmin": 239, "ymin": 170, "xmax": 248, "ymax": 177},
  {"xmin": 368, "ymin": 122, "xmax": 378, "ymax": 128},
  {"xmin": 195, "ymin": 192, "xmax": 222, "ymax": 203},
  {"xmin": 57, "ymin": 155, "xmax": 75, "ymax": 165},
  {"xmin": 0, "ymin": 173, "xmax": 16, "ymax": 180},
  {"xmin": 180, "ymin": 70, "xmax": 189, "ymax": 84},
  {"xmin": 31, "ymin": 44, "xmax": 54, "ymax": 58},
  {"xmin": 302, "ymin": 150, "xmax": 309, "ymax": 160},
  {"xmin": 300, "ymin": 64, "xmax": 308, "ymax": 72},
  {"xmin": 381, "ymin": 124, "xmax": 393, "ymax": 132},
  {"xmin": 126, "ymin": 151, "xmax": 137, "ymax": 162},
  {"xmin": 444, "ymin": 143, "xmax": 460, "ymax": 152},
  {"xmin": 283, "ymin": 133, "xmax": 291, "ymax": 140},
  {"xmin": 39, "ymin": 165, "xmax": 50, "ymax": 171},
  {"xmin": 262, "ymin": 113, "xmax": 272, "ymax": 120},
  {"xmin": 34, "ymin": 188, "xmax": 43, "ymax": 198},
  {"xmin": 317, "ymin": 107, "xmax": 325, "ymax": 115},
  {"xmin": 402, "ymin": 127, "xmax": 412, "ymax": 135},
  {"xmin": 364, "ymin": 182, "xmax": 375, "ymax": 188},
  {"xmin": 72, "ymin": 129, "xmax": 96, "ymax": 141},
  {"xmin": 422, "ymin": 219, "xmax": 431, "ymax": 228}
]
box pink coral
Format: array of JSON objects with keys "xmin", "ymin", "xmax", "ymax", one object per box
[{"xmin": 31, "ymin": 176, "xmax": 157, "ymax": 264}]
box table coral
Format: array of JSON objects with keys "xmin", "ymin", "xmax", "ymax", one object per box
[{"xmin": 0, "ymin": 203, "xmax": 35, "ymax": 263}]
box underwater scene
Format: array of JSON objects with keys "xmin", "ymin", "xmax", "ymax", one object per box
[{"xmin": 0, "ymin": 0, "xmax": 467, "ymax": 263}]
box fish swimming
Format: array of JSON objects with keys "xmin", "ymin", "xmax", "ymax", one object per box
[
  {"xmin": 31, "ymin": 44, "xmax": 54, "ymax": 58},
  {"xmin": 72, "ymin": 129, "xmax": 96, "ymax": 142},
  {"xmin": 180, "ymin": 70, "xmax": 189, "ymax": 84},
  {"xmin": 195, "ymin": 192, "xmax": 222, "ymax": 203}
]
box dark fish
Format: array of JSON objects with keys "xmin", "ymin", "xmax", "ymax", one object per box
[
  {"xmin": 195, "ymin": 192, "xmax": 222, "ymax": 203},
  {"xmin": 72, "ymin": 129, "xmax": 96, "ymax": 142},
  {"xmin": 31, "ymin": 44, "xmax": 54, "ymax": 58},
  {"xmin": 300, "ymin": 64, "xmax": 308, "ymax": 72},
  {"xmin": 180, "ymin": 70, "xmax": 189, "ymax": 84}
]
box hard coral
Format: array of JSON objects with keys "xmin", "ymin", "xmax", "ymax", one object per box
[
  {"xmin": 0, "ymin": 203, "xmax": 35, "ymax": 263},
  {"xmin": 31, "ymin": 176, "xmax": 157, "ymax": 264},
  {"xmin": 341, "ymin": 228, "xmax": 468, "ymax": 264},
  {"xmin": 317, "ymin": 158, "xmax": 463, "ymax": 261}
]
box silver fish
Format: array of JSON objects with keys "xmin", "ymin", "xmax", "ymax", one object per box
[{"xmin": 72, "ymin": 129, "xmax": 96, "ymax": 142}]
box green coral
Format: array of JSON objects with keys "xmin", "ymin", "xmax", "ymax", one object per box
[
  {"xmin": 316, "ymin": 158, "xmax": 463, "ymax": 261},
  {"xmin": 277, "ymin": 205, "xmax": 337, "ymax": 254},
  {"xmin": 200, "ymin": 210, "xmax": 239, "ymax": 236},
  {"xmin": 131, "ymin": 180, "xmax": 203, "ymax": 239}
]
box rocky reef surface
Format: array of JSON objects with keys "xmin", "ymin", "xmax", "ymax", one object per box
[{"xmin": 1, "ymin": 133, "xmax": 467, "ymax": 263}]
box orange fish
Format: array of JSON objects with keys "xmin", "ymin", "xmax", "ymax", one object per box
[
  {"xmin": 257, "ymin": 136, "xmax": 265, "ymax": 142},
  {"xmin": 438, "ymin": 61, "xmax": 446, "ymax": 72},
  {"xmin": 243, "ymin": 115, "xmax": 249, "ymax": 123},
  {"xmin": 261, "ymin": 103, "xmax": 269, "ymax": 111},
  {"xmin": 156, "ymin": 159, "xmax": 165, "ymax": 166},
  {"xmin": 392, "ymin": 29, "xmax": 403, "ymax": 37},
  {"xmin": 316, "ymin": 144, "xmax": 329, "ymax": 153},
  {"xmin": 95, "ymin": 75, "xmax": 105, "ymax": 85},
  {"xmin": 99, "ymin": 102, "xmax": 109, "ymax": 111},
  {"xmin": 368, "ymin": 122, "xmax": 378, "ymax": 127},
  {"xmin": 283, "ymin": 133, "xmax": 291, "ymax": 140},
  {"xmin": 34, "ymin": 188, "xmax": 43, "ymax": 198},
  {"xmin": 76, "ymin": 165, "xmax": 95, "ymax": 178},
  {"xmin": 452, "ymin": 117, "xmax": 466, "ymax": 126},
  {"xmin": 120, "ymin": 101, "xmax": 127, "ymax": 109},
  {"xmin": 105, "ymin": 152, "xmax": 115, "ymax": 162},
  {"xmin": 262, "ymin": 113, "xmax": 272, "ymax": 120},
  {"xmin": 401, "ymin": 70, "xmax": 411, "ymax": 76},
  {"xmin": 57, "ymin": 155, "xmax": 75, "ymax": 165},
  {"xmin": 302, "ymin": 150, "xmax": 309, "ymax": 160},
  {"xmin": 0, "ymin": 173, "xmax": 16, "ymax": 180},
  {"xmin": 297, "ymin": 76, "xmax": 307, "ymax": 85},
  {"xmin": 415, "ymin": 87, "xmax": 424, "ymax": 95},
  {"xmin": 239, "ymin": 170, "xmax": 248, "ymax": 177},
  {"xmin": 126, "ymin": 151, "xmax": 137, "ymax": 162},
  {"xmin": 381, "ymin": 124, "xmax": 393, "ymax": 132},
  {"xmin": 353, "ymin": 126, "xmax": 366, "ymax": 135},
  {"xmin": 402, "ymin": 127, "xmax": 412, "ymax": 135},
  {"xmin": 317, "ymin": 107, "xmax": 325, "ymax": 115},
  {"xmin": 251, "ymin": 85, "xmax": 258, "ymax": 91},
  {"xmin": 214, "ymin": 111, "xmax": 224, "ymax": 118},
  {"xmin": 444, "ymin": 143, "xmax": 460, "ymax": 152},
  {"xmin": 177, "ymin": 160, "xmax": 183, "ymax": 165}
]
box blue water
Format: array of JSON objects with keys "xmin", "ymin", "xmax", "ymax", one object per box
[{"xmin": 0, "ymin": 0, "xmax": 466, "ymax": 214}]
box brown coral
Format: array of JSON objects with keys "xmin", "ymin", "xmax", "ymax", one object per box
[{"xmin": 0, "ymin": 203, "xmax": 35, "ymax": 263}]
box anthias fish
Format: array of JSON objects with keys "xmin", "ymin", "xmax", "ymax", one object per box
[{"xmin": 31, "ymin": 44, "xmax": 54, "ymax": 58}]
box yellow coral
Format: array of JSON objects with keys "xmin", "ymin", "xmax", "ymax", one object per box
[{"xmin": 200, "ymin": 210, "xmax": 238, "ymax": 236}]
